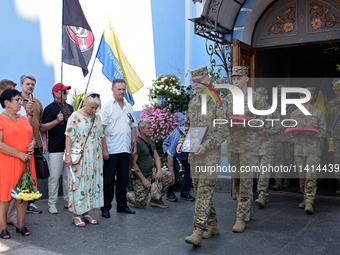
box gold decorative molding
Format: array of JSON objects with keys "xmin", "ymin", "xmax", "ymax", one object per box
[
  {"xmin": 327, "ymin": 35, "xmax": 332, "ymax": 39},
  {"xmin": 253, "ymin": 39, "xmax": 262, "ymax": 47},
  {"xmin": 274, "ymin": 41, "xmax": 279, "ymax": 46},
  {"xmin": 336, "ymin": 0, "xmax": 340, "ymax": 5},
  {"xmin": 263, "ymin": 8, "xmax": 273, "ymax": 20},
  {"xmin": 268, "ymin": 5, "xmax": 296, "ymax": 34},
  {"xmin": 310, "ymin": 2, "xmax": 340, "ymax": 30},
  {"xmin": 300, "ymin": 38, "xmax": 304, "ymax": 42},
  {"xmin": 301, "ymin": 8, "xmax": 304, "ymax": 25}
]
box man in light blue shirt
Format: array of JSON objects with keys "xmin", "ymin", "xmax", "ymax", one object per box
[{"xmin": 163, "ymin": 126, "xmax": 195, "ymax": 202}]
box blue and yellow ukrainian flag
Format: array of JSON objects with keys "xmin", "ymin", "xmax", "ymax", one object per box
[
  {"xmin": 314, "ymin": 75, "xmax": 331, "ymax": 117},
  {"xmin": 96, "ymin": 15, "xmax": 144, "ymax": 105}
]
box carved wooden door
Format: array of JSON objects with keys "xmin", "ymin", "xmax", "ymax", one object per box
[
  {"xmin": 233, "ymin": 39, "xmax": 257, "ymax": 89},
  {"xmin": 233, "ymin": 39, "xmax": 258, "ymax": 191}
]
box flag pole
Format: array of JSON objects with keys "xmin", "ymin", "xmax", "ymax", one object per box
[
  {"xmin": 60, "ymin": 17, "xmax": 64, "ymax": 115},
  {"xmin": 60, "ymin": 44, "xmax": 64, "ymax": 115},
  {"xmin": 84, "ymin": 57, "xmax": 97, "ymax": 96},
  {"xmin": 78, "ymin": 57, "xmax": 97, "ymax": 110}
]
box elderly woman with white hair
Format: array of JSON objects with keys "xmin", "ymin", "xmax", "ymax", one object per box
[{"xmin": 64, "ymin": 92, "xmax": 107, "ymax": 227}]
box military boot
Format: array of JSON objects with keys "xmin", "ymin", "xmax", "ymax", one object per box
[
  {"xmin": 255, "ymin": 197, "xmax": 265, "ymax": 207},
  {"xmin": 282, "ymin": 179, "xmax": 290, "ymax": 188},
  {"xmin": 305, "ymin": 203, "xmax": 314, "ymax": 214},
  {"xmin": 185, "ymin": 227, "xmax": 203, "ymax": 246},
  {"xmin": 272, "ymin": 182, "xmax": 282, "ymax": 190},
  {"xmin": 202, "ymin": 224, "xmax": 219, "ymax": 239},
  {"xmin": 232, "ymin": 219, "xmax": 246, "ymax": 233},
  {"xmin": 255, "ymin": 194, "xmax": 270, "ymax": 207},
  {"xmin": 298, "ymin": 199, "xmax": 305, "ymax": 208}
]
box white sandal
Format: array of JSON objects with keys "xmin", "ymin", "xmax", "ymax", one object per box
[
  {"xmin": 82, "ymin": 215, "xmax": 98, "ymax": 225},
  {"xmin": 72, "ymin": 216, "xmax": 86, "ymax": 227}
]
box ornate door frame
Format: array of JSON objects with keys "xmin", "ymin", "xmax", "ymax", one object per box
[{"xmin": 252, "ymin": 0, "xmax": 340, "ymax": 48}]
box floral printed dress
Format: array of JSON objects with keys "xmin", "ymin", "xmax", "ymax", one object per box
[{"xmin": 65, "ymin": 111, "xmax": 104, "ymax": 215}]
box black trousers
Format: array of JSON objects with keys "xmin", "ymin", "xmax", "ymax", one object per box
[{"xmin": 101, "ymin": 153, "xmax": 130, "ymax": 211}]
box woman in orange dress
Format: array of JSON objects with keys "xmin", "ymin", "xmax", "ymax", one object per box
[{"xmin": 0, "ymin": 89, "xmax": 36, "ymax": 239}]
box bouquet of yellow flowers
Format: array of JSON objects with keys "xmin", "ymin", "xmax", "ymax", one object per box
[{"xmin": 11, "ymin": 161, "xmax": 42, "ymax": 201}]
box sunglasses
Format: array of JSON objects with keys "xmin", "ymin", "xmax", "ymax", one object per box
[
  {"xmin": 12, "ymin": 98, "xmax": 23, "ymax": 103},
  {"xmin": 146, "ymin": 143, "xmax": 153, "ymax": 157},
  {"xmin": 58, "ymin": 90, "xmax": 69, "ymax": 95},
  {"xmin": 127, "ymin": 113, "xmax": 134, "ymax": 122},
  {"xmin": 89, "ymin": 93, "xmax": 100, "ymax": 98}
]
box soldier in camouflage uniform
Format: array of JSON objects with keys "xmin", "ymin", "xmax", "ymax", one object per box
[
  {"xmin": 254, "ymin": 88, "xmax": 280, "ymax": 207},
  {"xmin": 300, "ymin": 87, "xmax": 326, "ymax": 192},
  {"xmin": 272, "ymin": 84, "xmax": 295, "ymax": 190},
  {"xmin": 176, "ymin": 66, "xmax": 227, "ymax": 247},
  {"xmin": 225, "ymin": 66, "xmax": 266, "ymax": 233},
  {"xmin": 290, "ymin": 88, "xmax": 326, "ymax": 214},
  {"xmin": 127, "ymin": 119, "xmax": 173, "ymax": 209},
  {"xmin": 327, "ymin": 78, "xmax": 340, "ymax": 194}
]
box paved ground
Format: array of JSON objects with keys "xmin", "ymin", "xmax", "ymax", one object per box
[{"xmin": 1, "ymin": 191, "xmax": 340, "ymax": 255}]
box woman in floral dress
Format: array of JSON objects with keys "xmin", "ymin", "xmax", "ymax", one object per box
[{"xmin": 64, "ymin": 92, "xmax": 106, "ymax": 227}]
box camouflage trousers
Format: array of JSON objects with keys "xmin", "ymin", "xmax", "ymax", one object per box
[
  {"xmin": 228, "ymin": 152, "xmax": 258, "ymax": 221},
  {"xmin": 333, "ymin": 138, "xmax": 340, "ymax": 181},
  {"xmin": 126, "ymin": 169, "xmax": 172, "ymax": 208},
  {"xmin": 257, "ymin": 155, "xmax": 274, "ymax": 198},
  {"xmin": 191, "ymin": 165, "xmax": 217, "ymax": 231},
  {"xmin": 274, "ymin": 142, "xmax": 294, "ymax": 183},
  {"xmin": 295, "ymin": 155, "xmax": 319, "ymax": 204}
]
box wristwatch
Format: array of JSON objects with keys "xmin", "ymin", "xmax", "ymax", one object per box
[{"xmin": 65, "ymin": 152, "xmax": 72, "ymax": 156}]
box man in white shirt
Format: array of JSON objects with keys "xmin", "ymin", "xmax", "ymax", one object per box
[{"xmin": 99, "ymin": 78, "xmax": 137, "ymax": 218}]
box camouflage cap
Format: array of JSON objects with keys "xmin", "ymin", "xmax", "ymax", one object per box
[
  {"xmin": 332, "ymin": 78, "xmax": 340, "ymax": 90},
  {"xmin": 232, "ymin": 66, "xmax": 248, "ymax": 76},
  {"xmin": 190, "ymin": 66, "xmax": 208, "ymax": 80},
  {"xmin": 306, "ymin": 87, "xmax": 316, "ymax": 95},
  {"xmin": 256, "ymin": 87, "xmax": 267, "ymax": 95},
  {"xmin": 300, "ymin": 87, "xmax": 316, "ymax": 95}
]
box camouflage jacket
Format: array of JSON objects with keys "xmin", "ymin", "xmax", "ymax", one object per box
[
  {"xmin": 179, "ymin": 95, "xmax": 227, "ymax": 166},
  {"xmin": 290, "ymin": 106, "xmax": 327, "ymax": 156},
  {"xmin": 327, "ymin": 98, "xmax": 340, "ymax": 139},
  {"xmin": 225, "ymin": 90, "xmax": 266, "ymax": 154},
  {"xmin": 274, "ymin": 103, "xmax": 297, "ymax": 143},
  {"xmin": 258, "ymin": 103, "xmax": 281, "ymax": 155}
]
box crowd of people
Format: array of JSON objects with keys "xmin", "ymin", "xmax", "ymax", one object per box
[
  {"xmin": 0, "ymin": 70, "xmax": 339, "ymax": 248},
  {"xmin": 0, "ymin": 76, "xmax": 193, "ymax": 240}
]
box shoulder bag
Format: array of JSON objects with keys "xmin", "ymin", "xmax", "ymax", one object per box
[
  {"xmin": 63, "ymin": 116, "xmax": 95, "ymax": 164},
  {"xmin": 34, "ymin": 146, "xmax": 49, "ymax": 179}
]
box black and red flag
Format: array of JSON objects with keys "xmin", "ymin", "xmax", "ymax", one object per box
[{"xmin": 62, "ymin": 0, "xmax": 94, "ymax": 76}]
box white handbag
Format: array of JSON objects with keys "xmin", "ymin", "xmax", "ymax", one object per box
[
  {"xmin": 63, "ymin": 116, "xmax": 95, "ymax": 165},
  {"xmin": 63, "ymin": 148, "xmax": 83, "ymax": 164}
]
